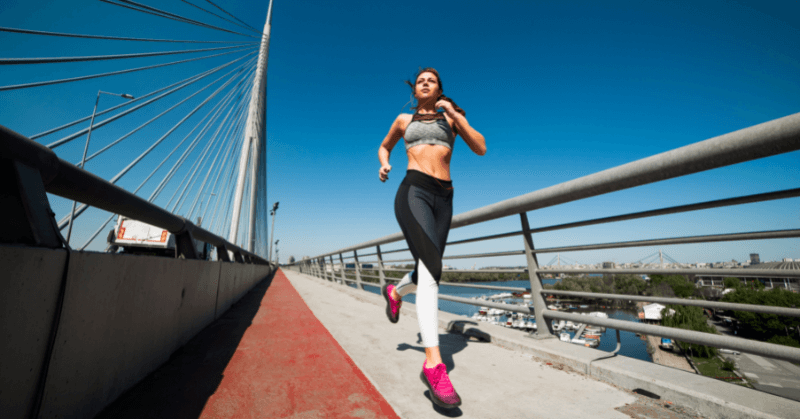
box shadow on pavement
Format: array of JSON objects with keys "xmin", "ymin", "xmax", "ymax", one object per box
[{"xmin": 95, "ymin": 270, "xmax": 276, "ymax": 419}]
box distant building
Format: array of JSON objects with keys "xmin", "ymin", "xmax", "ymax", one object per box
[
  {"xmin": 602, "ymin": 262, "xmax": 615, "ymax": 269},
  {"xmin": 750, "ymin": 253, "xmax": 760, "ymax": 265}
]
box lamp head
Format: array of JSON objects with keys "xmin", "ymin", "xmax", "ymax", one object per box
[{"xmin": 121, "ymin": 94, "xmax": 134, "ymax": 99}]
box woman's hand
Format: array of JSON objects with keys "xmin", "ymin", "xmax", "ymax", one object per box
[
  {"xmin": 435, "ymin": 99, "xmax": 457, "ymax": 117},
  {"xmin": 379, "ymin": 164, "xmax": 392, "ymax": 182}
]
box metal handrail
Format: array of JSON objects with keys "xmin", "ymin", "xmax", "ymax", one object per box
[
  {"xmin": 289, "ymin": 111, "xmax": 800, "ymax": 364},
  {"xmin": 0, "ymin": 124, "xmax": 267, "ymax": 264},
  {"xmin": 310, "ymin": 112, "xmax": 800, "ymax": 258}
]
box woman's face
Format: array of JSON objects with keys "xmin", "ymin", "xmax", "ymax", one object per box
[{"xmin": 415, "ymin": 71, "xmax": 440, "ymax": 100}]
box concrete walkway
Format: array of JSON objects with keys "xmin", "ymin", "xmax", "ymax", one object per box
[{"xmin": 284, "ymin": 270, "xmax": 642, "ymax": 419}]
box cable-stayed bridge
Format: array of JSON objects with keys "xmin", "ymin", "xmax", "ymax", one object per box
[{"xmin": 2, "ymin": 1, "xmax": 800, "ymax": 418}]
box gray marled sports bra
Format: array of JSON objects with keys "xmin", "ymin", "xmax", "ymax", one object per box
[{"xmin": 404, "ymin": 112, "xmax": 455, "ymax": 151}]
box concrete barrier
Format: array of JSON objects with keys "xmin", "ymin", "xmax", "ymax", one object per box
[
  {"xmin": 0, "ymin": 246, "xmax": 67, "ymax": 419},
  {"xmin": 216, "ymin": 262, "xmax": 239, "ymax": 319},
  {"xmin": 17, "ymin": 252, "xmax": 273, "ymax": 419}
]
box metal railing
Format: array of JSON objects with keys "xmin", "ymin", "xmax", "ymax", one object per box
[
  {"xmin": 288, "ymin": 112, "xmax": 800, "ymax": 363},
  {"xmin": 0, "ymin": 124, "xmax": 268, "ymax": 264}
]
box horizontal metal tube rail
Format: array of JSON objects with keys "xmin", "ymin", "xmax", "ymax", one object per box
[
  {"xmin": 310, "ymin": 112, "xmax": 800, "ymax": 259},
  {"xmin": 545, "ymin": 310, "xmax": 800, "ymax": 364},
  {"xmin": 530, "ymin": 229, "xmax": 800, "ymax": 254},
  {"xmin": 543, "ymin": 290, "xmax": 800, "ymax": 317},
  {"xmin": 446, "ymin": 187, "xmax": 800, "ymax": 247},
  {"xmin": 397, "ymin": 290, "xmax": 800, "ymax": 363},
  {"xmin": 0, "ymin": 124, "xmax": 266, "ymax": 263},
  {"xmin": 536, "ymin": 268, "xmax": 800, "ymax": 278},
  {"xmin": 439, "ymin": 283, "xmax": 529, "ymax": 292}
]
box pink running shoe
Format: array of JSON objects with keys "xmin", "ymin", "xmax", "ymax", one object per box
[
  {"xmin": 381, "ymin": 283, "xmax": 402, "ymax": 323},
  {"xmin": 420, "ymin": 361, "xmax": 461, "ymax": 408}
]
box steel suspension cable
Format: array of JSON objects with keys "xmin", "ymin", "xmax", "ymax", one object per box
[
  {"xmin": 186, "ymin": 95, "xmax": 250, "ymax": 219},
  {"xmin": 159, "ymin": 68, "xmax": 254, "ymax": 209},
  {"xmin": 171, "ymin": 104, "xmax": 239, "ymax": 214},
  {"xmin": 204, "ymin": 0, "xmax": 261, "ymax": 32},
  {"xmin": 0, "ymin": 45, "xmax": 256, "ymax": 92},
  {"xmin": 196, "ymin": 105, "xmax": 249, "ymax": 222},
  {"xmin": 1, "ymin": 44, "xmax": 254, "ymax": 65},
  {"xmin": 76, "ymin": 85, "xmax": 241, "ymax": 250},
  {"xmin": 170, "ymin": 75, "xmax": 252, "ymax": 214},
  {"xmin": 30, "ymin": 54, "xmax": 249, "ymax": 140},
  {"xmin": 45, "ymin": 49, "xmax": 256, "ymax": 149},
  {"xmin": 207, "ymin": 131, "xmax": 245, "ymax": 235},
  {"xmin": 205, "ymin": 72, "xmax": 256, "ymax": 234},
  {"xmin": 0, "ymin": 26, "xmax": 258, "ymax": 44},
  {"xmin": 208, "ymin": 114, "xmax": 249, "ymax": 237},
  {"xmin": 99, "ymin": 0, "xmax": 259, "ymax": 39},
  {"xmin": 147, "ymin": 78, "xmax": 245, "ymax": 202},
  {"xmin": 183, "ymin": 109, "xmax": 245, "ymax": 220},
  {"xmin": 56, "ymin": 65, "xmax": 249, "ymax": 229},
  {"xmin": 179, "ymin": 0, "xmax": 262, "ymax": 35},
  {"xmin": 78, "ymin": 55, "xmax": 257, "ymax": 164},
  {"xmin": 206, "ymin": 109, "xmax": 249, "ymax": 234}
]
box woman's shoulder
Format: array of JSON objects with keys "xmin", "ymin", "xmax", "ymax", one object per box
[{"xmin": 393, "ymin": 113, "xmax": 413, "ymax": 129}]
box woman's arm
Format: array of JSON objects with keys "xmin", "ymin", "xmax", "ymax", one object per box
[
  {"xmin": 437, "ymin": 101, "xmax": 486, "ymax": 156},
  {"xmin": 378, "ymin": 115, "xmax": 405, "ymax": 182}
]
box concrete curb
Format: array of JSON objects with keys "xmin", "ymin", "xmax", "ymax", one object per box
[{"xmin": 300, "ymin": 272, "xmax": 800, "ymax": 419}]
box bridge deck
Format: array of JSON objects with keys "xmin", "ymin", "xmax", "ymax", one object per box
[{"xmin": 98, "ymin": 269, "xmax": 706, "ymax": 418}]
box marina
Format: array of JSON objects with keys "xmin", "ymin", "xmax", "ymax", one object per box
[{"xmin": 361, "ymin": 279, "xmax": 653, "ymax": 362}]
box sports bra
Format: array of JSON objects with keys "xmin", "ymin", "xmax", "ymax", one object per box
[{"xmin": 404, "ymin": 112, "xmax": 455, "ymax": 151}]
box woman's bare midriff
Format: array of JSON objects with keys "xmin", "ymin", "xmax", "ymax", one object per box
[{"xmin": 406, "ymin": 144, "xmax": 452, "ymax": 181}]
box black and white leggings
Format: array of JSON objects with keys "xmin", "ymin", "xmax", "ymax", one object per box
[{"xmin": 394, "ymin": 170, "xmax": 453, "ymax": 348}]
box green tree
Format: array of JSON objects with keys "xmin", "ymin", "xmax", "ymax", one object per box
[
  {"xmin": 649, "ymin": 274, "xmax": 695, "ymax": 298},
  {"xmin": 723, "ymin": 277, "xmax": 742, "ymax": 289},
  {"xmin": 661, "ymin": 304, "xmax": 718, "ymax": 357},
  {"xmin": 722, "ymin": 287, "xmax": 800, "ymax": 345}
]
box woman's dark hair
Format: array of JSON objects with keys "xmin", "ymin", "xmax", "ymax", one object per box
[{"xmin": 404, "ymin": 67, "xmax": 465, "ymax": 117}]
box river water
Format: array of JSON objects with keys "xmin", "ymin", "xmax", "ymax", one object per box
[{"xmin": 356, "ymin": 279, "xmax": 652, "ymax": 363}]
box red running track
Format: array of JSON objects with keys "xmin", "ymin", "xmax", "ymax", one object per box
[{"xmin": 199, "ymin": 269, "xmax": 399, "ymax": 418}]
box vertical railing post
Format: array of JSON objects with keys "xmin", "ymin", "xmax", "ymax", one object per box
[
  {"xmin": 322, "ymin": 257, "xmax": 330, "ymax": 281},
  {"xmin": 376, "ymin": 245, "xmax": 386, "ymax": 287},
  {"xmin": 353, "ymin": 250, "xmax": 364, "ymax": 290},
  {"xmin": 329, "ymin": 255, "xmax": 337, "ymax": 283},
  {"xmin": 339, "ymin": 253, "xmax": 348, "ymax": 285},
  {"xmin": 520, "ymin": 212, "xmax": 555, "ymax": 339}
]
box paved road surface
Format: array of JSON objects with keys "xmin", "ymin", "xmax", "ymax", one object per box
[{"xmin": 708, "ymin": 318, "xmax": 800, "ymax": 402}]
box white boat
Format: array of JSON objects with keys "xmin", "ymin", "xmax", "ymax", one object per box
[
  {"xmin": 571, "ymin": 337, "xmax": 586, "ymax": 344},
  {"xmin": 565, "ymin": 321, "xmax": 575, "ymax": 330},
  {"xmin": 588, "ymin": 312, "xmax": 609, "ymax": 319},
  {"xmin": 560, "ymin": 332, "xmax": 571, "ymax": 342}
]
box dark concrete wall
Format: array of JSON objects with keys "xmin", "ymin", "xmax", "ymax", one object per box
[
  {"xmin": 0, "ymin": 245, "xmax": 271, "ymax": 419},
  {"xmin": 0, "ymin": 246, "xmax": 67, "ymax": 419}
]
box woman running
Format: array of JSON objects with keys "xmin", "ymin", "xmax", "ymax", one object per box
[{"xmin": 378, "ymin": 67, "xmax": 486, "ymax": 409}]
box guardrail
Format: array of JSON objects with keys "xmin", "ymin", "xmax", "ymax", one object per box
[
  {"xmin": 288, "ymin": 112, "xmax": 800, "ymax": 363},
  {"xmin": 0, "ymin": 124, "xmax": 268, "ymax": 264}
]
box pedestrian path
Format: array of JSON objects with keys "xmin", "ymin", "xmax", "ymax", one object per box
[{"xmin": 284, "ymin": 270, "xmax": 643, "ymax": 419}]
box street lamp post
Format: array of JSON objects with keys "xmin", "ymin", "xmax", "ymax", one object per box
[
  {"xmin": 275, "ymin": 239, "xmax": 279, "ymax": 265},
  {"xmin": 199, "ymin": 193, "xmax": 216, "ymax": 226},
  {"xmin": 268, "ymin": 202, "xmax": 279, "ymax": 263},
  {"xmin": 65, "ymin": 90, "xmax": 135, "ymax": 245}
]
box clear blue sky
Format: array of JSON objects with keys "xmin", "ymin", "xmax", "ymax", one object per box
[{"xmin": 1, "ymin": 0, "xmax": 798, "ymax": 267}]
